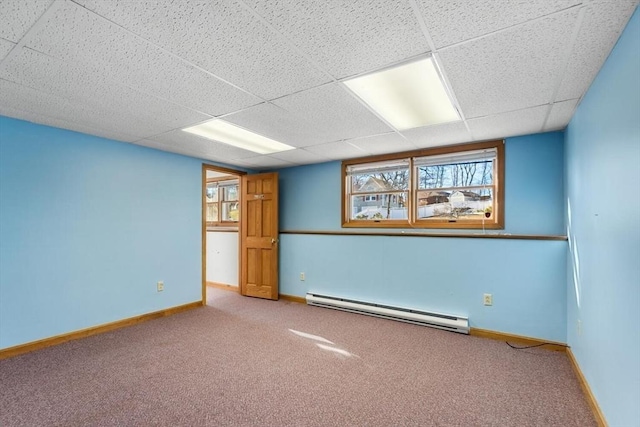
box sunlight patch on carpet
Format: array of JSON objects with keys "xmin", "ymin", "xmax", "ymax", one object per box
[{"xmin": 288, "ymin": 329, "xmax": 335, "ymax": 345}]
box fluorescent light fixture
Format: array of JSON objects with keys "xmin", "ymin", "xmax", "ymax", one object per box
[
  {"xmin": 182, "ymin": 119, "xmax": 295, "ymax": 154},
  {"xmin": 343, "ymin": 57, "xmax": 460, "ymax": 131}
]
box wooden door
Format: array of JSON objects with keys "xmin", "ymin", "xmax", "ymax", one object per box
[{"xmin": 240, "ymin": 172, "xmax": 279, "ymax": 300}]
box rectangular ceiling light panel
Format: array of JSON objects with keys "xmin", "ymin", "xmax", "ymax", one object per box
[
  {"xmin": 344, "ymin": 57, "xmax": 460, "ymax": 131},
  {"xmin": 183, "ymin": 119, "xmax": 295, "ymax": 154}
]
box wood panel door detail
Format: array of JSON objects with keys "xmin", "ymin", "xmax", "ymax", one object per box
[{"xmin": 240, "ymin": 173, "xmax": 279, "ymax": 300}]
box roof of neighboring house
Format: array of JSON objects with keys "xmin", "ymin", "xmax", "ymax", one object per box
[
  {"xmin": 355, "ymin": 176, "xmax": 395, "ymax": 192},
  {"xmin": 419, "ymin": 191, "xmax": 451, "ymax": 199},
  {"xmin": 450, "ymin": 190, "xmax": 481, "ymax": 199}
]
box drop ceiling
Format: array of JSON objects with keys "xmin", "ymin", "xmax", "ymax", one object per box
[{"xmin": 0, "ymin": 0, "xmax": 637, "ymax": 169}]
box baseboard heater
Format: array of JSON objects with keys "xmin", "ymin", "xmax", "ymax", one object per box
[{"xmin": 305, "ymin": 293, "xmax": 469, "ymax": 334}]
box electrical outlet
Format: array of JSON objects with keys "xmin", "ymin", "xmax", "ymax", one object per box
[
  {"xmin": 483, "ymin": 293, "xmax": 493, "ymax": 306},
  {"xmin": 299, "ymin": 272, "xmax": 305, "ymax": 281},
  {"xmin": 157, "ymin": 281, "xmax": 164, "ymax": 292}
]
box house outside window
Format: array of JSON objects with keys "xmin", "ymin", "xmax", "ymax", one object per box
[
  {"xmin": 347, "ymin": 159, "xmax": 409, "ymax": 221},
  {"xmin": 342, "ymin": 140, "xmax": 504, "ymax": 229}
]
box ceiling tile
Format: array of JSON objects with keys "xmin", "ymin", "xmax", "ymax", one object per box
[
  {"xmin": 151, "ymin": 129, "xmax": 259, "ymax": 160},
  {"xmin": 0, "ymin": 39, "xmax": 16, "ymax": 60},
  {"xmin": 23, "ymin": 1, "xmax": 259, "ymax": 117},
  {"xmin": 440, "ymin": 8, "xmax": 579, "ymax": 119},
  {"xmin": 269, "ymin": 148, "xmax": 332, "ymax": 165},
  {"xmin": 0, "ymin": 79, "xmax": 174, "ymax": 137},
  {"xmin": 133, "ymin": 57, "xmax": 262, "ymax": 117},
  {"xmin": 0, "ymin": 47, "xmax": 101, "ymax": 98},
  {"xmin": 222, "ymin": 102, "xmax": 321, "ymax": 148},
  {"xmin": 225, "ymin": 159, "xmax": 257, "ymax": 169},
  {"xmin": 544, "ymin": 98, "xmax": 579, "ymax": 131},
  {"xmin": 347, "ymin": 133, "xmax": 417, "ymax": 156},
  {"xmin": 556, "ymin": 1, "xmax": 639, "ymax": 101},
  {"xmin": 224, "ymin": 88, "xmax": 393, "ymax": 149},
  {"xmin": 233, "ymin": 155, "xmax": 295, "ymax": 169},
  {"xmin": 0, "ymin": 1, "xmax": 636, "ymax": 170},
  {"xmin": 0, "ymin": 0, "xmax": 52, "ymax": 43},
  {"xmin": 417, "ymin": 0, "xmax": 580, "ymax": 48},
  {"xmin": 74, "ymin": 0, "xmax": 329, "ymax": 100},
  {"xmin": 272, "ymin": 83, "xmax": 392, "ymax": 143},
  {"xmin": 1, "ymin": 48, "xmax": 209, "ymax": 133},
  {"xmin": 244, "ymin": 0, "xmax": 429, "ymax": 79},
  {"xmin": 402, "ymin": 121, "xmax": 472, "ymax": 148},
  {"xmin": 0, "ymin": 105, "xmax": 140, "ymax": 143},
  {"xmin": 467, "ymin": 106, "xmax": 549, "ymax": 141},
  {"xmin": 135, "ymin": 138, "xmax": 209, "ymax": 160},
  {"xmin": 304, "ymin": 140, "xmax": 368, "ymax": 160}
]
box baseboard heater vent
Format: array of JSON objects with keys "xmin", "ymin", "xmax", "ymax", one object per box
[{"xmin": 306, "ymin": 293, "xmax": 469, "ymax": 334}]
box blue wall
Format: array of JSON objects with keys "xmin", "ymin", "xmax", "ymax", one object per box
[
  {"xmin": 0, "ymin": 117, "xmax": 203, "ymax": 349},
  {"xmin": 565, "ymin": 7, "xmax": 639, "ymax": 427},
  {"xmin": 277, "ymin": 132, "xmax": 568, "ymax": 342},
  {"xmin": 279, "ymin": 132, "xmax": 565, "ymax": 235}
]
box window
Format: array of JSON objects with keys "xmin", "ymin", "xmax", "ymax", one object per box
[
  {"xmin": 346, "ymin": 159, "xmax": 410, "ymax": 222},
  {"xmin": 342, "ymin": 140, "xmax": 504, "ymax": 229},
  {"xmin": 206, "ymin": 177, "xmax": 239, "ymax": 228}
]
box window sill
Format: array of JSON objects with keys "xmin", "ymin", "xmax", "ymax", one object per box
[
  {"xmin": 207, "ymin": 226, "xmax": 239, "ymax": 232},
  {"xmin": 343, "ymin": 220, "xmax": 503, "ymax": 229}
]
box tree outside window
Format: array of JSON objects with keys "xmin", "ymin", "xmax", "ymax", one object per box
[{"xmin": 342, "ymin": 140, "xmax": 504, "ymax": 229}]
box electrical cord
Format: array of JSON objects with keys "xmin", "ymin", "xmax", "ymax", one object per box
[{"xmin": 505, "ymin": 341, "xmax": 550, "ymax": 350}]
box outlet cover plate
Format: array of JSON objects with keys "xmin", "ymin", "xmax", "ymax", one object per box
[{"xmin": 483, "ymin": 293, "xmax": 492, "ymax": 306}]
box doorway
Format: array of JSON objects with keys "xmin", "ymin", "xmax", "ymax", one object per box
[{"xmin": 202, "ymin": 164, "xmax": 245, "ymax": 305}]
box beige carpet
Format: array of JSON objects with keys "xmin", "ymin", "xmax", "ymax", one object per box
[{"xmin": 0, "ymin": 287, "xmax": 596, "ymax": 426}]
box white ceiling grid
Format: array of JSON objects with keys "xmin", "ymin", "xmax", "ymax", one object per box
[
  {"xmin": 0, "ymin": 0, "xmax": 637, "ymax": 169},
  {"xmin": 304, "ymin": 139, "xmax": 369, "ymax": 160},
  {"xmin": 416, "ymin": 0, "xmax": 582, "ymax": 49},
  {"xmin": 438, "ymin": 8, "xmax": 580, "ymax": 119},
  {"xmin": 0, "ymin": 104, "xmax": 140, "ymax": 143},
  {"xmin": 467, "ymin": 105, "xmax": 550, "ymax": 141},
  {"xmin": 0, "ymin": 0, "xmax": 53, "ymax": 42},
  {"xmin": 73, "ymin": 0, "xmax": 331, "ymax": 99},
  {"xmin": 271, "ymin": 83, "xmax": 394, "ymax": 143},
  {"xmin": 555, "ymin": 0, "xmax": 640, "ymax": 101},
  {"xmin": 150, "ymin": 129, "xmax": 261, "ymax": 161},
  {"xmin": 268, "ymin": 147, "xmax": 332, "ymax": 165},
  {"xmin": 0, "ymin": 78, "xmax": 173, "ymax": 138},
  {"xmin": 243, "ymin": 0, "xmax": 431, "ymax": 79},
  {"xmin": 347, "ymin": 132, "xmax": 418, "ymax": 156},
  {"xmin": 0, "ymin": 39, "xmax": 15, "ymax": 60},
  {"xmin": 402, "ymin": 120, "xmax": 473, "ymax": 149},
  {"xmin": 234, "ymin": 155, "xmax": 295, "ymax": 169},
  {"xmin": 544, "ymin": 99, "xmax": 581, "ymax": 132}
]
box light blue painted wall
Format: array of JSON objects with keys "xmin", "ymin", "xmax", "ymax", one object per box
[
  {"xmin": 280, "ymin": 234, "xmax": 567, "ymax": 341},
  {"xmin": 505, "ymin": 132, "xmax": 565, "ymax": 235},
  {"xmin": 0, "ymin": 117, "xmax": 204, "ymax": 349},
  {"xmin": 277, "ymin": 132, "xmax": 567, "ymax": 341},
  {"xmin": 279, "ymin": 132, "xmax": 565, "ymax": 235},
  {"xmin": 565, "ymin": 7, "xmax": 640, "ymax": 427}
]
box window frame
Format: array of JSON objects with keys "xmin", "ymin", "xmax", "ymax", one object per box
[
  {"xmin": 341, "ymin": 140, "xmax": 505, "ymax": 229},
  {"xmin": 206, "ymin": 176, "xmax": 240, "ymax": 230}
]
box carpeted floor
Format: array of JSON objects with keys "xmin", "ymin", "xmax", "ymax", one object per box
[{"xmin": 0, "ymin": 287, "xmax": 596, "ymax": 426}]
